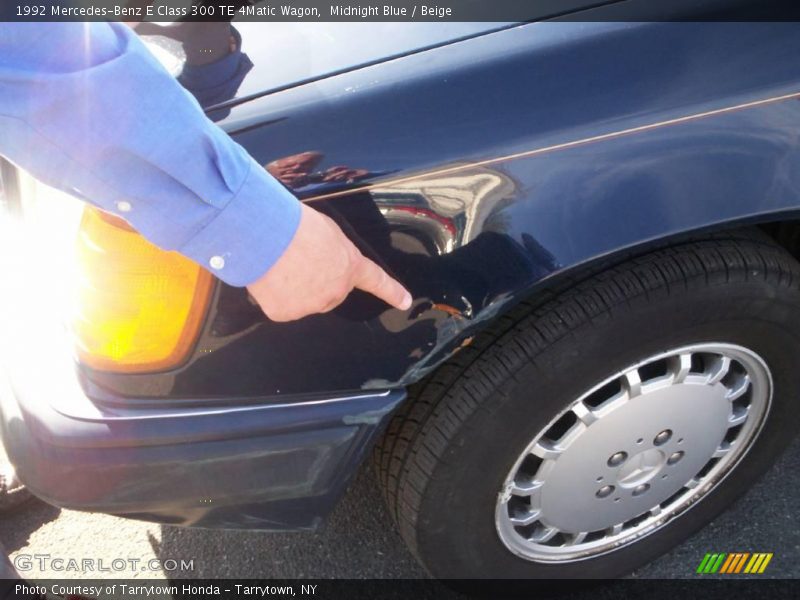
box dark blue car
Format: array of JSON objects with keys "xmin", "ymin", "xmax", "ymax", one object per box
[{"xmin": 2, "ymin": 12, "xmax": 800, "ymax": 578}]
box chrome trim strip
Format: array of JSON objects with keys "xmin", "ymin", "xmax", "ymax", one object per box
[
  {"xmin": 304, "ymin": 89, "xmax": 800, "ymax": 203},
  {"xmin": 60, "ymin": 389, "xmax": 394, "ymax": 423}
]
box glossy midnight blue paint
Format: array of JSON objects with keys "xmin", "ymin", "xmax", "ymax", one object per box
[{"xmin": 88, "ymin": 21, "xmax": 800, "ymax": 402}]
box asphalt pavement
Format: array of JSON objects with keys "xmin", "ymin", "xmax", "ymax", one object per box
[{"xmin": 1, "ymin": 437, "xmax": 798, "ymax": 581}]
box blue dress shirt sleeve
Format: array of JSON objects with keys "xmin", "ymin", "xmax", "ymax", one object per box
[{"xmin": 0, "ymin": 22, "xmax": 302, "ymax": 287}]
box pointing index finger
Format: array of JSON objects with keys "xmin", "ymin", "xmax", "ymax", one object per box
[{"xmin": 353, "ymin": 255, "xmax": 412, "ymax": 311}]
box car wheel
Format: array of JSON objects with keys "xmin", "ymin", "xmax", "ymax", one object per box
[{"xmin": 374, "ymin": 236, "xmax": 800, "ymax": 578}]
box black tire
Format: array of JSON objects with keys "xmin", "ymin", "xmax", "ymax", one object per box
[{"xmin": 374, "ymin": 236, "xmax": 800, "ymax": 578}]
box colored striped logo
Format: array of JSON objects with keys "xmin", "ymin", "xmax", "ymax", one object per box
[{"xmin": 696, "ymin": 552, "xmax": 773, "ymax": 574}]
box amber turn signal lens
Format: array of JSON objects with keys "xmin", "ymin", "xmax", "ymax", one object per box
[{"xmin": 72, "ymin": 207, "xmax": 213, "ymax": 373}]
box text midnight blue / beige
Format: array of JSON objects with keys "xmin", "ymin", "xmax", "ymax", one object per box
[{"xmin": 329, "ymin": 5, "xmax": 453, "ymax": 17}]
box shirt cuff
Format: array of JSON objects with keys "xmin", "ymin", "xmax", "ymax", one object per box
[{"xmin": 178, "ymin": 159, "xmax": 302, "ymax": 287}]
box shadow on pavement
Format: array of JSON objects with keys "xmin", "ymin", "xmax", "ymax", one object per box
[
  {"xmin": 152, "ymin": 465, "xmax": 427, "ymax": 579},
  {"xmin": 0, "ymin": 497, "xmax": 61, "ymax": 553}
]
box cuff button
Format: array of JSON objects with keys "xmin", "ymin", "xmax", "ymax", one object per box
[{"xmin": 209, "ymin": 256, "xmax": 225, "ymax": 270}]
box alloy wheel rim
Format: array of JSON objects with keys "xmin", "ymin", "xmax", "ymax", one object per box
[{"xmin": 495, "ymin": 343, "xmax": 772, "ymax": 562}]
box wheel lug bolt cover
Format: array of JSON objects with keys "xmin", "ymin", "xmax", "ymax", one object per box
[
  {"xmin": 596, "ymin": 485, "xmax": 615, "ymax": 498},
  {"xmin": 632, "ymin": 483, "xmax": 650, "ymax": 496},
  {"xmin": 654, "ymin": 429, "xmax": 672, "ymax": 446},
  {"xmin": 607, "ymin": 451, "xmax": 628, "ymax": 467},
  {"xmin": 667, "ymin": 451, "xmax": 685, "ymax": 465}
]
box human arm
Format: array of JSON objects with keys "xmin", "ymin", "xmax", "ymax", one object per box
[{"xmin": 0, "ymin": 23, "xmax": 410, "ymax": 318}]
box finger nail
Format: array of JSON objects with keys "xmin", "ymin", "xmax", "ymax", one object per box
[{"xmin": 399, "ymin": 291, "xmax": 413, "ymax": 311}]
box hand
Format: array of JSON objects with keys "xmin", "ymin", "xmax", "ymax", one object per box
[
  {"xmin": 247, "ymin": 204, "xmax": 412, "ymax": 322},
  {"xmin": 321, "ymin": 166, "xmax": 370, "ymax": 183},
  {"xmin": 266, "ymin": 151, "xmax": 324, "ymax": 189}
]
